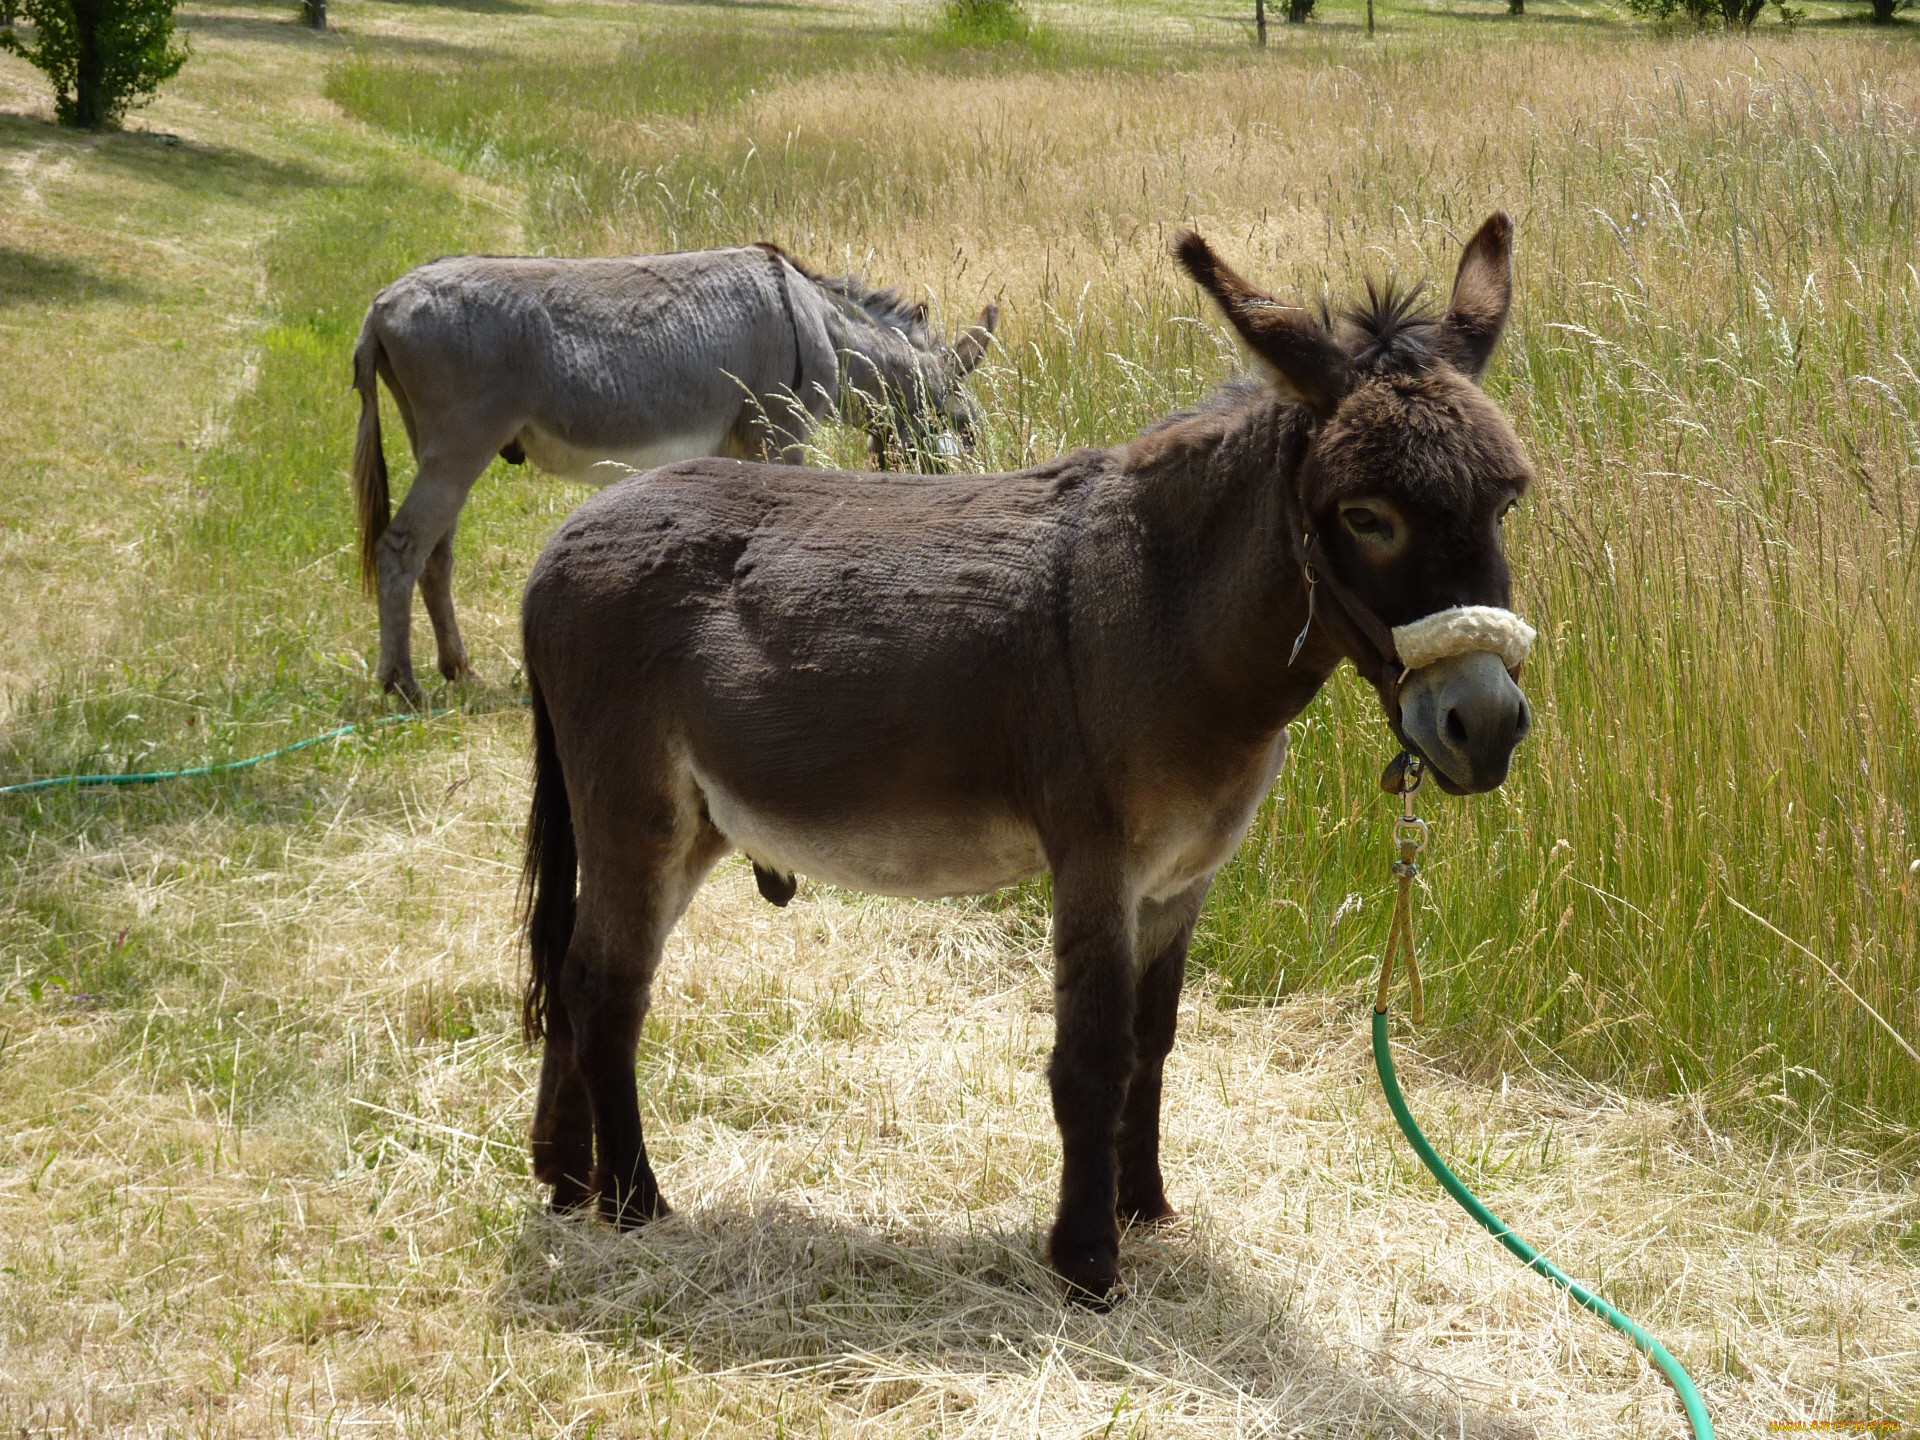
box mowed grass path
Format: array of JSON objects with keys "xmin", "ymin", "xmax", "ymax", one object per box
[{"xmin": 2, "ymin": 1, "xmax": 1918, "ymax": 1435}]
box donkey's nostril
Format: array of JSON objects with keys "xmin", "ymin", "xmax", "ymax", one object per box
[
  {"xmin": 1512, "ymin": 696, "xmax": 1532, "ymax": 743},
  {"xmin": 1443, "ymin": 707, "xmax": 1470, "ymax": 751}
]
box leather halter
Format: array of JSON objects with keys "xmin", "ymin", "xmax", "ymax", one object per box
[{"xmin": 1288, "ymin": 529, "xmax": 1408, "ymax": 702}]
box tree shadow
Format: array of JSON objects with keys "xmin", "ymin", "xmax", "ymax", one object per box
[
  {"xmin": 648, "ymin": 0, "xmax": 816, "ymax": 12},
  {"xmin": 1434, "ymin": 8, "xmax": 1621, "ymax": 24},
  {"xmin": 177, "ymin": 10, "xmax": 350, "ymax": 46},
  {"xmin": 0, "ymin": 111, "xmax": 326, "ymax": 202},
  {"xmin": 360, "ymin": 0, "xmax": 542, "ymax": 15},
  {"xmin": 95, "ymin": 129, "xmax": 326, "ymax": 202},
  {"xmin": 0, "ymin": 244, "xmax": 145, "ymax": 308},
  {"xmin": 498, "ymin": 1200, "xmax": 1536, "ymax": 1437}
]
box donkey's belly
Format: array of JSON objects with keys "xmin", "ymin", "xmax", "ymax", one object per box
[
  {"xmin": 517, "ymin": 425, "xmax": 743, "ymax": 486},
  {"xmin": 695, "ymin": 774, "xmax": 1046, "ymax": 901}
]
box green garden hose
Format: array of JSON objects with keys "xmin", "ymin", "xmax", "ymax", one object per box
[
  {"xmin": 0, "ymin": 702, "xmax": 524, "ymax": 797},
  {"xmin": 1372, "ymin": 1010, "xmax": 1714, "ymax": 1438},
  {"xmin": 1373, "ymin": 757, "xmax": 1713, "ymax": 1439}
]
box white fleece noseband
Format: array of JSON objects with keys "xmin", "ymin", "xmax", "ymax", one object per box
[{"xmin": 1391, "ymin": 605, "xmax": 1536, "ymax": 673}]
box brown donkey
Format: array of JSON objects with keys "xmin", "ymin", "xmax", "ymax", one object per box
[{"xmin": 517, "ymin": 215, "xmax": 1535, "ymax": 1304}]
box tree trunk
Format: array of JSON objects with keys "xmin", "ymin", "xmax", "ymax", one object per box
[
  {"xmin": 1508, "ymin": 0, "xmax": 1524, "ymax": 13},
  {"xmin": 304, "ymin": 0, "xmax": 326, "ymax": 28},
  {"xmin": 1872, "ymin": 0, "xmax": 1895, "ymax": 21},
  {"xmin": 72, "ymin": 0, "xmax": 108, "ymax": 128},
  {"xmin": 1288, "ymin": 0, "xmax": 1311, "ymax": 21},
  {"xmin": 1254, "ymin": 0, "xmax": 1266, "ymax": 44}
]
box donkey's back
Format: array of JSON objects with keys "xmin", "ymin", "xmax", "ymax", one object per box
[
  {"xmin": 522, "ymin": 455, "xmax": 1097, "ymax": 901},
  {"xmin": 364, "ymin": 248, "xmax": 828, "ymax": 477}
]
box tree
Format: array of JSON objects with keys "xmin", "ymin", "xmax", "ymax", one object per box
[
  {"xmin": 0, "ymin": 0, "xmax": 188, "ymax": 129},
  {"xmin": 302, "ymin": 0, "xmax": 324, "ymax": 28},
  {"xmin": 1288, "ymin": 0, "xmax": 1313, "ymax": 21},
  {"xmin": 1627, "ymin": 0, "xmax": 1800, "ymax": 24}
]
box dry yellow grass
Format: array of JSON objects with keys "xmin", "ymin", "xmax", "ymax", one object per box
[
  {"xmin": 3, "ymin": 1, "xmax": 1918, "ymax": 1436},
  {"xmin": 3, "ymin": 723, "xmax": 1915, "ymax": 1435}
]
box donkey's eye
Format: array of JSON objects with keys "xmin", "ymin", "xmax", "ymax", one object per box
[{"xmin": 1341, "ymin": 506, "xmax": 1392, "ymax": 541}]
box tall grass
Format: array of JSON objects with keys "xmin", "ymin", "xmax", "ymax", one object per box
[{"xmin": 329, "ymin": 22, "xmax": 1920, "ymax": 1139}]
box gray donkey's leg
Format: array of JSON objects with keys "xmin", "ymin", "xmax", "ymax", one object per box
[
  {"xmin": 419, "ymin": 521, "xmax": 476, "ymax": 684},
  {"xmin": 374, "ymin": 439, "xmax": 496, "ymax": 701},
  {"xmin": 1116, "ymin": 878, "xmax": 1210, "ymax": 1226}
]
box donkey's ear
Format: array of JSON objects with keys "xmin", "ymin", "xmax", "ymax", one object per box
[
  {"xmin": 1175, "ymin": 230, "xmax": 1350, "ymax": 420},
  {"xmin": 1436, "ymin": 212, "xmax": 1514, "ymax": 382},
  {"xmin": 953, "ymin": 304, "xmax": 999, "ymax": 376}
]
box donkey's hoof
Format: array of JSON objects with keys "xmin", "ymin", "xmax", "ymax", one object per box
[
  {"xmin": 1049, "ymin": 1236, "xmax": 1121, "ymax": 1308},
  {"xmin": 546, "ymin": 1176, "xmax": 595, "ymax": 1214},
  {"xmin": 1058, "ymin": 1266, "xmax": 1122, "ymax": 1311},
  {"xmin": 601, "ymin": 1189, "xmax": 671, "ymax": 1231},
  {"xmin": 1118, "ymin": 1195, "xmax": 1179, "ymax": 1227},
  {"xmin": 381, "ymin": 674, "xmax": 426, "ymax": 707},
  {"xmin": 438, "ymin": 655, "xmax": 479, "ymax": 684}
]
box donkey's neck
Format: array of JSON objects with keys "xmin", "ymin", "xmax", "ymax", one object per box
[
  {"xmin": 1119, "ymin": 387, "xmax": 1340, "ymax": 737},
  {"xmin": 825, "ymin": 306, "xmax": 940, "ymax": 419}
]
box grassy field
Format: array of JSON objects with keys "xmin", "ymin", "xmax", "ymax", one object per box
[{"xmin": 3, "ymin": 0, "xmax": 1919, "ymax": 1434}]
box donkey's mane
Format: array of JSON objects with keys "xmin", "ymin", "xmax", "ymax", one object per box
[
  {"xmin": 1339, "ymin": 280, "xmax": 1439, "ymax": 375},
  {"xmin": 756, "ymin": 242, "xmax": 936, "ymax": 346},
  {"xmin": 1143, "ymin": 279, "xmax": 1447, "ymax": 437}
]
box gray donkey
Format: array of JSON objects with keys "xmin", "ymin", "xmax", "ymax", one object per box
[{"xmin": 351, "ymin": 243, "xmax": 998, "ymax": 701}]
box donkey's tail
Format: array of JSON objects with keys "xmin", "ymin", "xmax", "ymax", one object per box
[
  {"xmin": 519, "ymin": 673, "xmax": 577, "ymax": 1044},
  {"xmin": 350, "ymin": 323, "xmax": 390, "ymax": 598}
]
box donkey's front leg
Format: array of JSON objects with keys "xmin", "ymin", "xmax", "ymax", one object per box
[
  {"xmin": 1046, "ymin": 865, "xmax": 1136, "ymax": 1306},
  {"xmin": 1116, "ymin": 880, "xmax": 1209, "ymax": 1226}
]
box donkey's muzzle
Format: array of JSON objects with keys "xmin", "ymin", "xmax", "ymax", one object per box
[{"xmin": 1398, "ymin": 651, "xmax": 1531, "ymax": 794}]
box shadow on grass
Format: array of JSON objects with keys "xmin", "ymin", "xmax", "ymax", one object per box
[
  {"xmin": 0, "ymin": 244, "xmax": 145, "ymax": 308},
  {"xmin": 90, "ymin": 132, "xmax": 327, "ymax": 202},
  {"xmin": 1435, "ymin": 8, "xmax": 1633, "ymax": 23},
  {"xmin": 0, "ymin": 111, "xmax": 326, "ymax": 203},
  {"xmin": 499, "ymin": 1201, "xmax": 1533, "ymax": 1437},
  {"xmin": 362, "ymin": 0, "xmax": 543, "ymax": 15},
  {"xmin": 177, "ymin": 10, "xmax": 349, "ymax": 46}
]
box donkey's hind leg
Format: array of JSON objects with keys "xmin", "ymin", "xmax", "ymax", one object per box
[
  {"xmin": 530, "ymin": 993, "xmax": 595, "ymax": 1212},
  {"xmin": 565, "ymin": 793, "xmax": 729, "ymax": 1228},
  {"xmin": 374, "ymin": 434, "xmax": 497, "ymax": 702},
  {"xmin": 419, "ymin": 521, "xmax": 477, "ymax": 684},
  {"xmin": 1116, "ymin": 879, "xmax": 1209, "ymax": 1227}
]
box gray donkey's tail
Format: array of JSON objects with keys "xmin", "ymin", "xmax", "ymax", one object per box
[
  {"xmin": 350, "ymin": 325, "xmax": 390, "ymax": 597},
  {"xmin": 519, "ymin": 673, "xmax": 577, "ymax": 1044}
]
